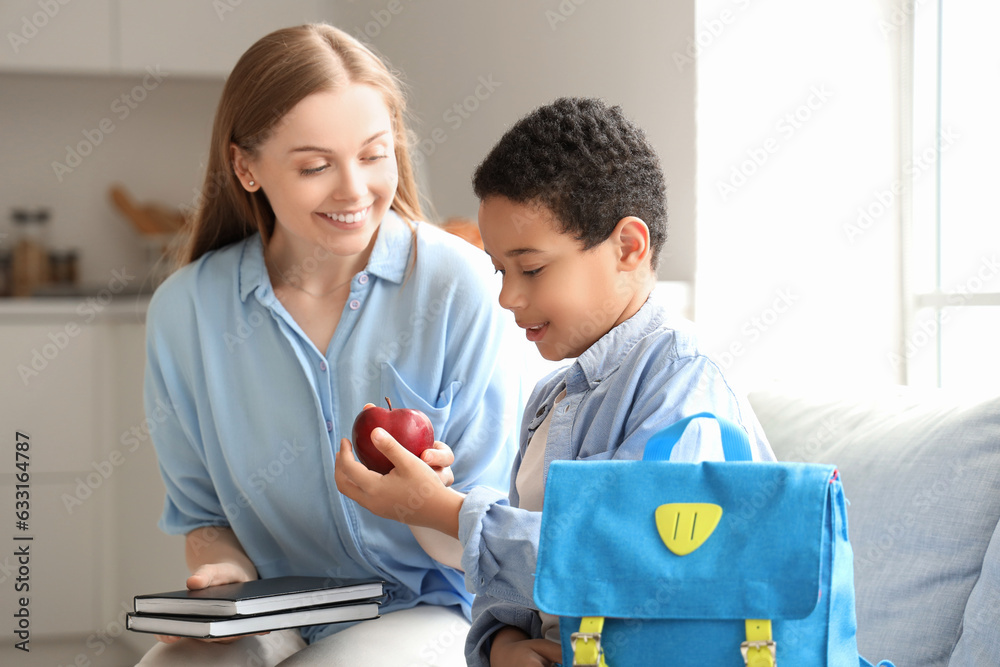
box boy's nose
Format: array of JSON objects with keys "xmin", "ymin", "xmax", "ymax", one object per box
[{"xmin": 497, "ymin": 279, "xmax": 523, "ymax": 311}]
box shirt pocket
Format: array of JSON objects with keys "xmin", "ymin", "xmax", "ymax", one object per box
[{"xmin": 379, "ymin": 362, "xmax": 461, "ymax": 441}]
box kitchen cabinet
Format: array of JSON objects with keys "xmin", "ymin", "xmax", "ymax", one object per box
[
  {"xmin": 1, "ymin": 320, "xmax": 106, "ymax": 635},
  {"xmin": 119, "ymin": 0, "xmax": 325, "ymax": 78},
  {"xmin": 0, "ymin": 301, "xmax": 185, "ymax": 654},
  {"xmin": 0, "ymin": 0, "xmax": 326, "ymax": 78},
  {"xmin": 1, "ymin": 321, "xmax": 105, "ymax": 636},
  {"xmin": 0, "ymin": 0, "xmax": 115, "ymax": 75}
]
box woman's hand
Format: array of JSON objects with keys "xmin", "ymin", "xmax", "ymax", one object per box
[
  {"xmin": 156, "ymin": 529, "xmax": 264, "ymax": 644},
  {"xmin": 335, "ymin": 428, "xmax": 465, "ymax": 538},
  {"xmin": 185, "ymin": 561, "xmax": 254, "ymax": 591},
  {"xmin": 489, "ymin": 626, "xmax": 563, "ymax": 667}
]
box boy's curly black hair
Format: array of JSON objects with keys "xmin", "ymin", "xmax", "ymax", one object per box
[{"xmin": 472, "ymin": 97, "xmax": 667, "ymax": 267}]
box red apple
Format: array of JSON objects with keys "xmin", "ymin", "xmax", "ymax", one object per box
[{"xmin": 351, "ymin": 397, "xmax": 434, "ymax": 474}]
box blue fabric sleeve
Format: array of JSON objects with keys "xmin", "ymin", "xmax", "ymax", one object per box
[
  {"xmin": 144, "ymin": 287, "xmax": 229, "ymax": 535},
  {"xmin": 464, "ymin": 590, "xmax": 542, "ymax": 667},
  {"xmin": 619, "ymin": 354, "xmax": 774, "ymax": 463},
  {"xmin": 459, "ymin": 486, "xmax": 540, "ymax": 606}
]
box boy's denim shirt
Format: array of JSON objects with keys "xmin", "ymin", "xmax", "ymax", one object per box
[{"xmin": 458, "ymin": 292, "xmax": 775, "ymax": 666}]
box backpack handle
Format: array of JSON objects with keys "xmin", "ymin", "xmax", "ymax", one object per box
[{"xmin": 643, "ymin": 412, "xmax": 753, "ymax": 463}]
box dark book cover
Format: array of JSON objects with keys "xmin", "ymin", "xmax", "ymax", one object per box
[{"xmin": 133, "ymin": 576, "xmax": 384, "ymax": 617}]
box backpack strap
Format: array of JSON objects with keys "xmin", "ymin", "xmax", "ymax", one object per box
[
  {"xmin": 742, "ymin": 619, "xmax": 776, "ymax": 666},
  {"xmin": 571, "ymin": 616, "xmax": 608, "ymax": 667}
]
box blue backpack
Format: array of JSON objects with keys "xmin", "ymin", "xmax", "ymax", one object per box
[{"xmin": 534, "ymin": 413, "xmax": 895, "ymax": 666}]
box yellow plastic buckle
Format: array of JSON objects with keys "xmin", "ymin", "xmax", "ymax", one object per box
[
  {"xmin": 570, "ymin": 632, "xmax": 604, "ymax": 666},
  {"xmin": 740, "ymin": 639, "xmax": 777, "ymax": 667},
  {"xmin": 571, "ymin": 617, "xmax": 608, "ymax": 667}
]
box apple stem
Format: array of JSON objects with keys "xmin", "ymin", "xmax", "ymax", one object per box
[{"xmin": 385, "ymin": 397, "xmax": 392, "ymax": 411}]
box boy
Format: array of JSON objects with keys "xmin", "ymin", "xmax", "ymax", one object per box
[{"xmin": 335, "ymin": 97, "xmax": 774, "ymax": 666}]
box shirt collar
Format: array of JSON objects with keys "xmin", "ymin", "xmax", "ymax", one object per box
[
  {"xmin": 238, "ymin": 210, "xmax": 414, "ymax": 302},
  {"xmin": 364, "ymin": 210, "xmax": 414, "ymax": 284},
  {"xmin": 566, "ymin": 294, "xmax": 666, "ymax": 391}
]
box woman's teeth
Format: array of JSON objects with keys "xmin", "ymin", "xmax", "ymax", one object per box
[{"xmin": 323, "ymin": 208, "xmax": 368, "ymax": 223}]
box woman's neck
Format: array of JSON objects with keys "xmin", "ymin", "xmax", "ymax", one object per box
[{"xmin": 264, "ymin": 229, "xmax": 374, "ymax": 298}]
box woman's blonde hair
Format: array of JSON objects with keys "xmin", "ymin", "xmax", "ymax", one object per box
[{"xmin": 179, "ymin": 23, "xmax": 422, "ymax": 265}]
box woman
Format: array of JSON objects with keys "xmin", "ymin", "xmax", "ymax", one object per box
[{"xmin": 136, "ymin": 23, "xmax": 521, "ymax": 666}]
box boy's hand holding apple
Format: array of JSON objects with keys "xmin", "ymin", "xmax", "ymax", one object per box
[
  {"xmin": 336, "ymin": 402, "xmax": 465, "ymax": 538},
  {"xmin": 351, "ymin": 398, "xmax": 436, "ymax": 474}
]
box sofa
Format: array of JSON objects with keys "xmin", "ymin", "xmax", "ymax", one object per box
[{"xmin": 747, "ymin": 384, "xmax": 1000, "ymax": 666}]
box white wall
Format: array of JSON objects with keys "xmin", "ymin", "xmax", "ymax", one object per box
[
  {"xmin": 331, "ymin": 0, "xmax": 697, "ymax": 284},
  {"xmin": 694, "ymin": 0, "xmax": 901, "ymax": 391}
]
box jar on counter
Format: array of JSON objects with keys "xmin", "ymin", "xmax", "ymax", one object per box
[
  {"xmin": 11, "ymin": 208, "xmax": 52, "ymax": 297},
  {"xmin": 0, "ymin": 248, "xmax": 12, "ymax": 298},
  {"xmin": 48, "ymin": 249, "xmax": 79, "ymax": 285}
]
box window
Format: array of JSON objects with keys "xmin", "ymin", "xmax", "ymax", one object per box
[
  {"xmin": 694, "ymin": 0, "xmax": 998, "ymax": 396},
  {"xmin": 903, "ymin": 0, "xmax": 1000, "ymax": 393}
]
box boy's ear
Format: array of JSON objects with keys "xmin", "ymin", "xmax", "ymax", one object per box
[{"xmin": 613, "ymin": 216, "xmax": 651, "ymax": 271}]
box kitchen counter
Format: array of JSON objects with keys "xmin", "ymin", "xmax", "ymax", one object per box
[{"xmin": 0, "ymin": 294, "xmax": 150, "ymax": 323}]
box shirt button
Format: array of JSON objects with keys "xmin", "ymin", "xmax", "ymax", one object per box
[
  {"xmin": 326, "ymin": 420, "xmax": 333, "ymax": 432},
  {"xmin": 349, "ymin": 299, "xmax": 361, "ymax": 310},
  {"xmin": 320, "ymin": 361, "xmax": 327, "ymax": 372},
  {"xmin": 358, "ymin": 273, "xmax": 369, "ymax": 285}
]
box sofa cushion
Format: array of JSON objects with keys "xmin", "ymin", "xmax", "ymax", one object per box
[
  {"xmin": 949, "ymin": 517, "xmax": 1000, "ymax": 664},
  {"xmin": 747, "ymin": 385, "xmax": 1000, "ymax": 667}
]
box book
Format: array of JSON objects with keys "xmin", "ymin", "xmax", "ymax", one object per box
[
  {"xmin": 133, "ymin": 576, "xmax": 384, "ymax": 617},
  {"xmin": 126, "ymin": 600, "xmax": 381, "ymax": 638}
]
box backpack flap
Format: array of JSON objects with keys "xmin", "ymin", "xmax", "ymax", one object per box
[{"xmin": 534, "ymin": 459, "xmax": 837, "ymax": 622}]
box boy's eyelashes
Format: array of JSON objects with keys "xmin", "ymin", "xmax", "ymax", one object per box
[{"xmin": 492, "ymin": 266, "xmax": 543, "ymax": 277}]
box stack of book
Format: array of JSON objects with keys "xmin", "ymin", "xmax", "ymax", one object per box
[{"xmin": 126, "ymin": 576, "xmax": 384, "ymax": 639}]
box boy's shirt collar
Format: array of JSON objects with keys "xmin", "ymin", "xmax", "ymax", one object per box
[
  {"xmin": 565, "ymin": 294, "xmax": 663, "ymax": 392},
  {"xmin": 238, "ymin": 210, "xmax": 413, "ymax": 301}
]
